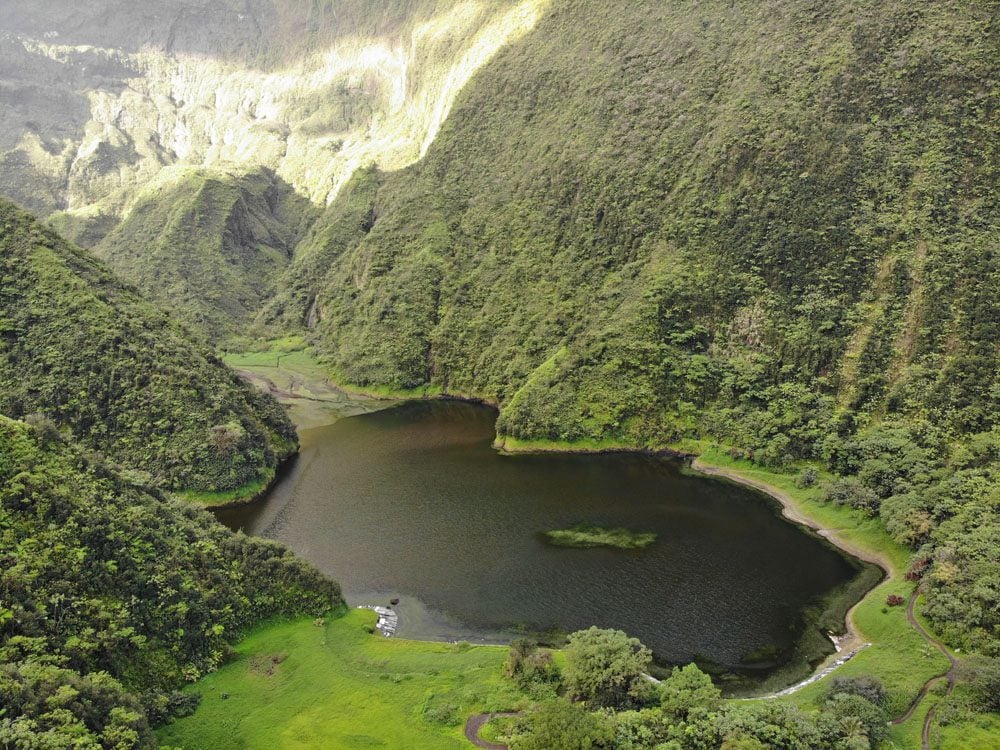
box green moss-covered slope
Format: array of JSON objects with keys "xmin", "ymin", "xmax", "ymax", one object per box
[
  {"xmin": 0, "ymin": 198, "xmax": 296, "ymax": 493},
  {"xmin": 0, "ymin": 414, "xmax": 341, "ymax": 748},
  {"xmin": 271, "ymin": 0, "xmax": 998, "ymax": 656},
  {"xmin": 90, "ymin": 168, "xmax": 314, "ymax": 342}
]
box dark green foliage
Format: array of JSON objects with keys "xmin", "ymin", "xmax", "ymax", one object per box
[
  {"xmin": 821, "ymin": 422, "xmax": 1000, "ymax": 655},
  {"xmin": 563, "ymin": 627, "xmax": 653, "ymax": 709},
  {"xmin": 0, "ymin": 663, "xmax": 153, "ymax": 749},
  {"xmin": 505, "ymin": 639, "xmax": 561, "ymax": 695},
  {"xmin": 508, "ymin": 647, "xmax": 892, "ymax": 749},
  {"xmin": 822, "ymin": 478, "xmax": 881, "ymax": 516},
  {"xmin": 0, "ymin": 199, "xmax": 297, "ymax": 493},
  {"xmin": 824, "ymin": 674, "xmax": 889, "ymax": 711},
  {"xmin": 822, "ymin": 693, "xmax": 889, "ymax": 747},
  {"xmin": 510, "ymin": 700, "xmax": 613, "ymax": 750},
  {"xmin": 0, "ymin": 415, "xmax": 341, "ymax": 747},
  {"xmin": 95, "ymin": 168, "xmax": 315, "ymax": 343},
  {"xmin": 658, "ymin": 664, "xmax": 722, "ymax": 721},
  {"xmin": 960, "ymin": 656, "xmax": 1000, "ymax": 712},
  {"xmin": 795, "ymin": 467, "xmax": 819, "ymax": 489}
]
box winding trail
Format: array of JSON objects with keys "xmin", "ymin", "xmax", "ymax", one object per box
[
  {"xmin": 464, "ymin": 713, "xmax": 520, "ymax": 749},
  {"xmin": 889, "ymin": 588, "xmax": 959, "ymax": 750},
  {"xmin": 689, "ymin": 458, "xmax": 960, "ymax": 743}
]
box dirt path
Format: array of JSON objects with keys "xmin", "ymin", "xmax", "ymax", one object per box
[
  {"xmin": 464, "ymin": 713, "xmax": 520, "ymax": 749},
  {"xmin": 890, "ymin": 588, "xmax": 958, "ymax": 749},
  {"xmin": 891, "ymin": 674, "xmax": 945, "ymax": 726}
]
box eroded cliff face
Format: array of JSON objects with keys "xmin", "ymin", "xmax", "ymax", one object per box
[{"xmin": 0, "ymin": 0, "xmax": 547, "ymax": 222}]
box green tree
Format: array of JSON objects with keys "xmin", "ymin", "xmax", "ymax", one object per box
[
  {"xmin": 658, "ymin": 664, "xmax": 722, "ymax": 720},
  {"xmin": 511, "ymin": 700, "xmax": 612, "ymax": 750},
  {"xmin": 563, "ymin": 627, "xmax": 652, "ymax": 709}
]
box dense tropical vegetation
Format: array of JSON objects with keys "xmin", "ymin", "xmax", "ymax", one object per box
[
  {"xmin": 0, "ymin": 0, "xmax": 996, "ymax": 747},
  {"xmin": 0, "ymin": 199, "xmax": 297, "ymax": 495},
  {"xmin": 0, "ymin": 415, "xmax": 340, "ymax": 748}
]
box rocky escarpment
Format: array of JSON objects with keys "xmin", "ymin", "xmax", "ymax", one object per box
[
  {"xmin": 0, "ymin": 1, "xmax": 549, "ymax": 339},
  {"xmin": 0, "ymin": 0, "xmax": 548, "ymax": 220}
]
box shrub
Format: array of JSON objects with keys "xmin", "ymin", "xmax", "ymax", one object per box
[
  {"xmin": 824, "ymin": 675, "xmax": 888, "ymax": 709},
  {"xmin": 563, "ymin": 627, "xmax": 652, "ymax": 709},
  {"xmin": 905, "ymin": 556, "xmax": 931, "ymax": 582},
  {"xmin": 795, "ymin": 467, "xmax": 819, "ymax": 488},
  {"xmin": 505, "ymin": 639, "xmax": 560, "ymax": 691},
  {"xmin": 823, "ymin": 478, "xmax": 881, "ymax": 515}
]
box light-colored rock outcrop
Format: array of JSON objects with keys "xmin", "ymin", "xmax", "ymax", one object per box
[{"xmin": 0, "ymin": 0, "xmax": 549, "ymax": 220}]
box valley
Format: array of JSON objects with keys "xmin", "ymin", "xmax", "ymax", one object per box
[{"xmin": 1, "ymin": 1, "xmax": 997, "ymax": 749}]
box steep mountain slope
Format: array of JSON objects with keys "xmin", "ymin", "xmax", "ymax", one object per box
[
  {"xmin": 263, "ymin": 0, "xmax": 999, "ymax": 653},
  {"xmin": 278, "ymin": 0, "xmax": 997, "ymax": 447},
  {"xmin": 0, "ymin": 414, "xmax": 341, "ymax": 748},
  {"xmin": 0, "ymin": 198, "xmax": 295, "ymax": 494},
  {"xmin": 87, "ymin": 167, "xmax": 314, "ymax": 341},
  {"xmin": 0, "ymin": 0, "xmax": 549, "ymax": 338}
]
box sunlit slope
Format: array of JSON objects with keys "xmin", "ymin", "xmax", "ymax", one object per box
[
  {"xmin": 0, "ymin": 0, "xmax": 549, "ymax": 219},
  {"xmin": 283, "ymin": 0, "xmax": 996, "ymax": 447},
  {"xmin": 0, "ymin": 0, "xmax": 549, "ymax": 339}
]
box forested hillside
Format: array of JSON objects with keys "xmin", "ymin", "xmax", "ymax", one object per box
[
  {"xmin": 0, "ymin": 415, "xmax": 341, "ymax": 747},
  {"xmin": 0, "ymin": 0, "xmax": 549, "ymax": 341},
  {"xmin": 0, "ymin": 199, "xmax": 296, "ymax": 494},
  {"xmin": 89, "ymin": 168, "xmax": 315, "ymax": 342},
  {"xmin": 283, "ymin": 0, "xmax": 997, "ymax": 441},
  {"xmin": 264, "ymin": 0, "xmax": 998, "ymax": 654}
]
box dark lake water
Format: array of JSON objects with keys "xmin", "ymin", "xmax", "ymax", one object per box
[{"xmin": 219, "ymin": 401, "xmax": 864, "ymax": 675}]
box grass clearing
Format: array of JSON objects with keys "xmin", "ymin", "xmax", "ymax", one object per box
[
  {"xmin": 223, "ymin": 340, "xmax": 395, "ymax": 430},
  {"xmin": 157, "ymin": 609, "xmax": 526, "ymax": 749},
  {"xmin": 224, "ymin": 337, "xmax": 326, "ymax": 374}
]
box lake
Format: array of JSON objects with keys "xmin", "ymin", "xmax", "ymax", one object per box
[{"xmin": 218, "ymin": 400, "xmax": 869, "ymax": 682}]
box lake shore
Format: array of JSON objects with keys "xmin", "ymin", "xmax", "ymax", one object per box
[
  {"xmin": 689, "ymin": 457, "xmax": 892, "ymax": 667},
  {"xmin": 221, "ymin": 354, "xmax": 936, "ymax": 708}
]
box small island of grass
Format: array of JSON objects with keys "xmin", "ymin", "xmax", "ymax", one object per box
[{"xmin": 543, "ymin": 525, "xmax": 657, "ymax": 550}]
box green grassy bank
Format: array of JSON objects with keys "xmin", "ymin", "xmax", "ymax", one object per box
[
  {"xmin": 685, "ymin": 446, "xmax": 947, "ymax": 712},
  {"xmin": 158, "ymin": 609, "xmax": 524, "ymax": 749}
]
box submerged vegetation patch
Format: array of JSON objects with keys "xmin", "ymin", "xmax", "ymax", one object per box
[{"xmin": 543, "ymin": 524, "xmax": 657, "ymax": 550}]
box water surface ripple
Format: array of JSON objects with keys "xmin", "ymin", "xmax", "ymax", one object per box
[{"xmin": 218, "ymin": 401, "xmax": 859, "ymax": 670}]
